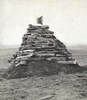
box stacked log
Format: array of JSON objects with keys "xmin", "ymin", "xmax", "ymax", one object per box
[
  {"xmin": 8, "ymin": 24, "xmax": 76, "ymax": 67},
  {"xmin": 2, "ymin": 23, "xmax": 80, "ymax": 79}
]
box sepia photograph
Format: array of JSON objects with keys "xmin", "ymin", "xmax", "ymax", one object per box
[{"xmin": 0, "ymin": 0, "xmax": 87, "ymax": 100}]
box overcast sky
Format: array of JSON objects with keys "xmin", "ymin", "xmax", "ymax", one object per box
[{"xmin": 0, "ymin": 0, "xmax": 87, "ymax": 46}]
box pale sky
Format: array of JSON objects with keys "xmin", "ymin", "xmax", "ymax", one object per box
[{"xmin": 0, "ymin": 0, "xmax": 87, "ymax": 46}]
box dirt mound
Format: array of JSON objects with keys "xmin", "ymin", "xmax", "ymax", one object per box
[{"xmin": 4, "ymin": 60, "xmax": 86, "ymax": 79}]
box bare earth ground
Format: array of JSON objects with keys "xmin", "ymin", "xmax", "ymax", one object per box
[
  {"xmin": 0, "ymin": 48, "xmax": 87, "ymax": 100},
  {"xmin": 70, "ymin": 50, "xmax": 87, "ymax": 66}
]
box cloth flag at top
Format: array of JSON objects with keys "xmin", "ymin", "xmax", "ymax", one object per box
[{"xmin": 37, "ymin": 16, "xmax": 43, "ymax": 25}]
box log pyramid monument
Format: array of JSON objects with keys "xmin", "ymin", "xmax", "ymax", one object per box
[{"xmin": 4, "ymin": 17, "xmax": 79, "ymax": 79}]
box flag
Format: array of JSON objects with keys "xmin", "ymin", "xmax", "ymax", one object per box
[{"xmin": 37, "ymin": 16, "xmax": 43, "ymax": 25}]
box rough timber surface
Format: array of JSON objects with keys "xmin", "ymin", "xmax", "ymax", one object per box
[{"xmin": 4, "ymin": 24, "xmax": 79, "ymax": 79}]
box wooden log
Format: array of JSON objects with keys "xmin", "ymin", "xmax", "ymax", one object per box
[{"xmin": 35, "ymin": 95, "xmax": 54, "ymax": 100}]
